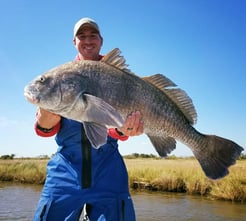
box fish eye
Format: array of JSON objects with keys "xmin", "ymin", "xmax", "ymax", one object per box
[{"xmin": 39, "ymin": 75, "xmax": 46, "ymax": 82}]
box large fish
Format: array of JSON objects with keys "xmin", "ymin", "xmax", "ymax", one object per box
[{"xmin": 24, "ymin": 48, "xmax": 243, "ymax": 180}]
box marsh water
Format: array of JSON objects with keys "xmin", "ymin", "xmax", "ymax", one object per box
[{"xmin": 0, "ymin": 182, "xmax": 245, "ymax": 221}]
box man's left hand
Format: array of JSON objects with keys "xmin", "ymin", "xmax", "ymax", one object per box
[{"xmin": 118, "ymin": 111, "xmax": 144, "ymax": 136}]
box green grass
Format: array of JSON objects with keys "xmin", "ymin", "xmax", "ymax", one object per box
[{"xmin": 0, "ymin": 158, "xmax": 245, "ymax": 202}]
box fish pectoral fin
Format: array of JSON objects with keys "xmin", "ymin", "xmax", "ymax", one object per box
[
  {"xmin": 83, "ymin": 94, "xmax": 124, "ymax": 128},
  {"xmin": 83, "ymin": 122, "xmax": 108, "ymax": 148},
  {"xmin": 147, "ymin": 135, "xmax": 176, "ymax": 157}
]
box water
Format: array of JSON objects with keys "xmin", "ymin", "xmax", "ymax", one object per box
[
  {"xmin": 133, "ymin": 191, "xmax": 246, "ymax": 221},
  {"xmin": 0, "ymin": 183, "xmax": 245, "ymax": 221},
  {"xmin": 0, "ymin": 183, "xmax": 40, "ymax": 221}
]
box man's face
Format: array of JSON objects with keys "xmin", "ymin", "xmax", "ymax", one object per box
[{"xmin": 73, "ymin": 26, "xmax": 103, "ymax": 61}]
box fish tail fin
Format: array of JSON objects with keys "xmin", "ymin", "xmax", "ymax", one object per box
[{"xmin": 193, "ymin": 135, "xmax": 243, "ymax": 180}]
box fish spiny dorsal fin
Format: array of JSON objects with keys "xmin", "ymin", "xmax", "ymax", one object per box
[
  {"xmin": 101, "ymin": 48, "xmax": 134, "ymax": 74},
  {"xmin": 142, "ymin": 74, "xmax": 197, "ymax": 125}
]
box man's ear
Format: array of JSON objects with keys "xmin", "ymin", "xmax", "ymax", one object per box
[
  {"xmin": 100, "ymin": 37, "xmax": 103, "ymax": 47},
  {"xmin": 73, "ymin": 38, "xmax": 76, "ymax": 46}
]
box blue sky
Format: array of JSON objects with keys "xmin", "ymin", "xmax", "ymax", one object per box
[{"xmin": 0, "ymin": 0, "xmax": 245, "ymax": 157}]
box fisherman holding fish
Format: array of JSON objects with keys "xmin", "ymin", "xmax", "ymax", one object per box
[
  {"xmin": 25, "ymin": 16, "xmax": 244, "ymax": 221},
  {"xmin": 33, "ymin": 18, "xmax": 143, "ymax": 221}
]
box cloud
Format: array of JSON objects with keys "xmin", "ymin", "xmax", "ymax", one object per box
[{"xmin": 0, "ymin": 116, "xmax": 18, "ymax": 128}]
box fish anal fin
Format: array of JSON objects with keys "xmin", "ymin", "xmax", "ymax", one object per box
[{"xmin": 147, "ymin": 135, "xmax": 176, "ymax": 157}]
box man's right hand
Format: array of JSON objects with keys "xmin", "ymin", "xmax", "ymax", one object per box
[{"xmin": 37, "ymin": 108, "xmax": 61, "ymax": 129}]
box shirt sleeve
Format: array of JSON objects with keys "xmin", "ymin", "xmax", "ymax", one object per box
[
  {"xmin": 108, "ymin": 128, "xmax": 129, "ymax": 141},
  {"xmin": 34, "ymin": 121, "xmax": 61, "ymax": 137}
]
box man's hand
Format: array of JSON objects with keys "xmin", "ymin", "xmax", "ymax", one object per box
[
  {"xmin": 37, "ymin": 108, "xmax": 61, "ymax": 129},
  {"xmin": 118, "ymin": 111, "xmax": 144, "ymax": 136}
]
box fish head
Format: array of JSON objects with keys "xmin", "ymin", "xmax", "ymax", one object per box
[
  {"xmin": 24, "ymin": 62, "xmax": 87, "ymax": 114},
  {"xmin": 24, "ymin": 73, "xmax": 59, "ymax": 108}
]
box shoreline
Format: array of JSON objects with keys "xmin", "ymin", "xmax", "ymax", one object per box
[{"xmin": 0, "ymin": 158, "xmax": 245, "ymax": 203}]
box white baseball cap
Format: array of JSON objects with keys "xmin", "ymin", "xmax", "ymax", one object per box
[{"xmin": 73, "ymin": 17, "xmax": 101, "ymax": 38}]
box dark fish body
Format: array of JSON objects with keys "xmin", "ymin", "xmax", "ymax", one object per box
[{"xmin": 24, "ymin": 48, "xmax": 244, "ymax": 179}]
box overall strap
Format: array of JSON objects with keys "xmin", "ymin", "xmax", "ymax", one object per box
[{"xmin": 81, "ymin": 124, "xmax": 92, "ymax": 189}]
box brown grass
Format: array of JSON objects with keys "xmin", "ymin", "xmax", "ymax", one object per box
[
  {"xmin": 0, "ymin": 158, "xmax": 245, "ymax": 202},
  {"xmin": 125, "ymin": 158, "xmax": 246, "ymax": 202},
  {"xmin": 0, "ymin": 159, "xmax": 47, "ymax": 184}
]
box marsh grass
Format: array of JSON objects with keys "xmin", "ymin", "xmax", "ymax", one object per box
[
  {"xmin": 0, "ymin": 159, "xmax": 46, "ymax": 184},
  {"xmin": 125, "ymin": 158, "xmax": 246, "ymax": 202},
  {"xmin": 0, "ymin": 158, "xmax": 245, "ymax": 202},
  {"xmin": 209, "ymin": 161, "xmax": 246, "ymax": 202}
]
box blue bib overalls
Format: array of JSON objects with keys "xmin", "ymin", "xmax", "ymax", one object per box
[{"xmin": 34, "ymin": 118, "xmax": 136, "ymax": 221}]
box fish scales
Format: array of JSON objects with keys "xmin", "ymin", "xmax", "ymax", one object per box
[
  {"xmin": 84, "ymin": 61, "xmax": 188, "ymax": 139},
  {"xmin": 80, "ymin": 61, "xmax": 162, "ymax": 124},
  {"xmin": 24, "ymin": 48, "xmax": 244, "ymax": 180}
]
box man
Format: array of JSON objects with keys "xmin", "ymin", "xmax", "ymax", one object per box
[{"xmin": 33, "ymin": 17, "xmax": 144, "ymax": 221}]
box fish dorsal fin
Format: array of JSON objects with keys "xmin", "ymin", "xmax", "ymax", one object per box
[
  {"xmin": 142, "ymin": 74, "xmax": 197, "ymax": 125},
  {"xmin": 101, "ymin": 48, "xmax": 133, "ymax": 74}
]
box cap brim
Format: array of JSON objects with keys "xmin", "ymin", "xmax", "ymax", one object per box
[{"xmin": 73, "ymin": 18, "xmax": 100, "ymax": 37}]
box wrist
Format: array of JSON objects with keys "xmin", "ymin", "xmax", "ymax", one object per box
[
  {"xmin": 36, "ymin": 110, "xmax": 61, "ymax": 129},
  {"xmin": 108, "ymin": 128, "xmax": 129, "ymax": 141},
  {"xmin": 36, "ymin": 123, "xmax": 54, "ymax": 133},
  {"xmin": 115, "ymin": 128, "xmax": 125, "ymax": 136},
  {"xmin": 35, "ymin": 121, "xmax": 61, "ymax": 137}
]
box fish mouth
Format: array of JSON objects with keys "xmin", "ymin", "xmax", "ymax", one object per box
[{"xmin": 24, "ymin": 91, "xmax": 39, "ymax": 104}]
